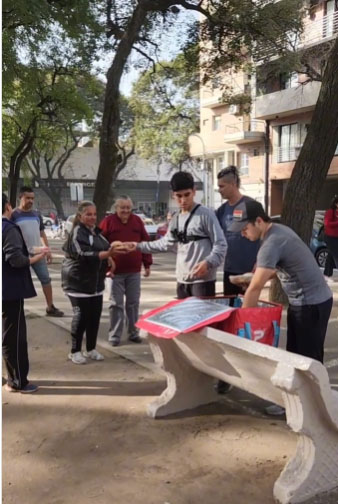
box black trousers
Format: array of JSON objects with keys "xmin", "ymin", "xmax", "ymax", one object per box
[
  {"xmin": 324, "ymin": 235, "xmax": 338, "ymax": 270},
  {"xmin": 287, "ymin": 297, "xmax": 333, "ymax": 363},
  {"xmin": 324, "ymin": 252, "xmax": 335, "ymax": 277},
  {"xmin": 176, "ymin": 281, "xmax": 216, "ymax": 299},
  {"xmin": 2, "ymin": 299, "xmax": 29, "ymax": 390},
  {"xmin": 69, "ymin": 295, "xmax": 103, "ymax": 353}
]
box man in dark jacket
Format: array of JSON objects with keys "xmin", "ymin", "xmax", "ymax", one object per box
[{"xmin": 2, "ymin": 193, "xmax": 47, "ymax": 393}]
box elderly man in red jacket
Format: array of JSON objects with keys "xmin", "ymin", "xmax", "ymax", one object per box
[{"xmin": 100, "ymin": 196, "xmax": 152, "ymax": 346}]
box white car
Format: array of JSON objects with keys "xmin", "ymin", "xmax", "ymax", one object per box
[
  {"xmin": 42, "ymin": 215, "xmax": 54, "ymax": 227},
  {"xmin": 142, "ymin": 218, "xmax": 158, "ymax": 241}
]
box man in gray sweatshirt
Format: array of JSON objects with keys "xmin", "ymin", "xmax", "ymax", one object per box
[{"xmin": 132, "ymin": 172, "xmax": 227, "ymax": 299}]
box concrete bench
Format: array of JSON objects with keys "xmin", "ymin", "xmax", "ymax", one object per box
[{"xmin": 146, "ymin": 326, "xmax": 338, "ymax": 504}]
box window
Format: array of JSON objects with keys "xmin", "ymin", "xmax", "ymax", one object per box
[
  {"xmin": 325, "ymin": 1, "xmax": 338, "ymax": 37},
  {"xmin": 278, "ymin": 123, "xmax": 298, "ymax": 162},
  {"xmin": 280, "ymin": 72, "xmax": 298, "ymax": 90},
  {"xmin": 239, "ymin": 153, "xmax": 249, "ymax": 176},
  {"xmin": 212, "ymin": 115, "xmax": 221, "ymax": 131}
]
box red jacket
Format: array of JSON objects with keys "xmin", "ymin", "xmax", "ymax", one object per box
[
  {"xmin": 324, "ymin": 208, "xmax": 338, "ymax": 238},
  {"xmin": 99, "ymin": 213, "xmax": 153, "ymax": 274}
]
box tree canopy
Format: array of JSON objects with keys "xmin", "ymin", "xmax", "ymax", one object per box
[{"xmin": 129, "ymin": 53, "xmax": 199, "ymax": 169}]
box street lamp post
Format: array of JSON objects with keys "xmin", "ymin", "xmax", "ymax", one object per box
[{"xmin": 190, "ymin": 133, "xmax": 209, "ymax": 207}]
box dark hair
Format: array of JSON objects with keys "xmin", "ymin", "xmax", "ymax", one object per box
[
  {"xmin": 2, "ymin": 193, "xmax": 9, "ymax": 214},
  {"xmin": 19, "ymin": 186, "xmax": 34, "ymax": 196},
  {"xmin": 72, "ymin": 200, "xmax": 96, "ymax": 229},
  {"xmin": 170, "ymin": 171, "xmax": 194, "ymax": 192},
  {"xmin": 330, "ymin": 195, "xmax": 338, "ymax": 209},
  {"xmin": 217, "ymin": 165, "xmax": 240, "ymax": 188}
]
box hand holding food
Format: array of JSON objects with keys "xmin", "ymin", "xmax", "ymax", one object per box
[{"xmin": 229, "ymin": 272, "xmax": 253, "ymax": 286}]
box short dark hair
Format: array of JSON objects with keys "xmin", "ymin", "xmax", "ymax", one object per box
[
  {"xmin": 2, "ymin": 193, "xmax": 9, "ymax": 214},
  {"xmin": 170, "ymin": 171, "xmax": 194, "ymax": 192},
  {"xmin": 19, "ymin": 186, "xmax": 34, "ymax": 196},
  {"xmin": 217, "ymin": 165, "xmax": 240, "ymax": 188}
]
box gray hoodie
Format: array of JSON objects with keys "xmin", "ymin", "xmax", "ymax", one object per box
[{"xmin": 137, "ymin": 204, "xmax": 227, "ymax": 284}]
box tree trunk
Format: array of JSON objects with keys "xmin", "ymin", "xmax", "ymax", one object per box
[
  {"xmin": 270, "ymin": 37, "xmax": 338, "ymax": 303},
  {"xmin": 282, "ymin": 37, "xmax": 338, "ymax": 238},
  {"xmin": 94, "ymin": 5, "xmax": 149, "ymax": 221},
  {"xmin": 8, "ymin": 120, "xmax": 37, "ymax": 206},
  {"xmin": 37, "ymin": 180, "xmax": 66, "ymax": 219}
]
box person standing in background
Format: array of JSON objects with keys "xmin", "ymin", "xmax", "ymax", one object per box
[
  {"xmin": 11, "ymin": 186, "xmax": 64, "ymax": 317},
  {"xmin": 2, "ymin": 193, "xmax": 47, "ymax": 393},
  {"xmin": 216, "ymin": 166, "xmax": 260, "ymax": 300},
  {"xmin": 100, "ymin": 196, "xmax": 152, "ymax": 347},
  {"xmin": 324, "ymin": 195, "xmax": 338, "ymax": 283}
]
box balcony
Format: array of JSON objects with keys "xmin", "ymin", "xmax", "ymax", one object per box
[
  {"xmin": 201, "ymin": 95, "xmax": 226, "ymax": 108},
  {"xmin": 224, "ymin": 120, "xmax": 266, "ymax": 144},
  {"xmin": 301, "ymin": 10, "xmax": 338, "ymax": 48},
  {"xmin": 256, "ymin": 10, "xmax": 338, "ymax": 62},
  {"xmin": 255, "ymin": 80, "xmax": 321, "ymax": 120}
]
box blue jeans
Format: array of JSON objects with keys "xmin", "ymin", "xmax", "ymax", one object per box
[{"xmin": 31, "ymin": 258, "xmax": 51, "ymax": 286}]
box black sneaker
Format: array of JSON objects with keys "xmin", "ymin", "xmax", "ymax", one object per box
[
  {"xmin": 128, "ymin": 335, "xmax": 142, "ymax": 344},
  {"xmin": 110, "ymin": 337, "xmax": 120, "ymax": 347},
  {"xmin": 215, "ymin": 380, "xmax": 233, "ymax": 394},
  {"xmin": 46, "ymin": 305, "xmax": 64, "ymax": 317}
]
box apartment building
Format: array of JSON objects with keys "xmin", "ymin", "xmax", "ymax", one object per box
[{"xmin": 189, "ymin": 0, "xmax": 338, "ymax": 212}]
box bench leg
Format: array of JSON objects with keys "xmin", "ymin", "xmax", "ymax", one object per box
[
  {"xmin": 272, "ymin": 363, "xmax": 338, "ymax": 503},
  {"xmin": 147, "ymin": 335, "xmax": 217, "ymax": 418}
]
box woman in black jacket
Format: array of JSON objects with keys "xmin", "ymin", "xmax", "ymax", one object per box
[{"xmin": 62, "ymin": 201, "xmax": 125, "ymax": 364}]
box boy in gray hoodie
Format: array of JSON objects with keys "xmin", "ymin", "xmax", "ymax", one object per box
[{"xmin": 134, "ymin": 172, "xmax": 227, "ymax": 299}]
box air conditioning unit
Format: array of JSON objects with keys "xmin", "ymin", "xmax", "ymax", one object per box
[{"xmin": 229, "ymin": 104, "xmax": 239, "ymax": 115}]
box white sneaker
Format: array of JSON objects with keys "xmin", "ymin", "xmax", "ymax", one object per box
[
  {"xmin": 326, "ymin": 277, "xmax": 335, "ymax": 285},
  {"xmin": 68, "ymin": 351, "xmax": 87, "ymax": 364},
  {"xmin": 83, "ymin": 349, "xmax": 104, "ymax": 361}
]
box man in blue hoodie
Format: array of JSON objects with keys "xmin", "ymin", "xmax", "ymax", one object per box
[{"xmin": 2, "ymin": 193, "xmax": 47, "ymax": 393}]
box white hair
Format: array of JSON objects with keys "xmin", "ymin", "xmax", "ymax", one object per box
[{"xmin": 114, "ymin": 195, "xmax": 133, "ymax": 210}]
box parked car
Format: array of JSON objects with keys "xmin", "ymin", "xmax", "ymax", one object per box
[
  {"xmin": 142, "ymin": 218, "xmax": 158, "ymax": 241},
  {"xmin": 271, "ymin": 214, "xmax": 328, "ymax": 267},
  {"xmin": 42, "ymin": 215, "xmax": 54, "ymax": 227},
  {"xmin": 310, "ymin": 215, "xmax": 328, "ymax": 268}
]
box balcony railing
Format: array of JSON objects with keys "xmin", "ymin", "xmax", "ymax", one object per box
[
  {"xmin": 224, "ymin": 120, "xmax": 266, "ymax": 144},
  {"xmin": 257, "ymin": 11, "xmax": 338, "ymax": 62},
  {"xmin": 224, "ymin": 120, "xmax": 265, "ymax": 135},
  {"xmin": 302, "ymin": 10, "xmax": 338, "ymax": 47}
]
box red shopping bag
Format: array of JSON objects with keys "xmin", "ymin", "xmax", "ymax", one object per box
[{"xmin": 211, "ymin": 297, "xmax": 282, "ymax": 347}]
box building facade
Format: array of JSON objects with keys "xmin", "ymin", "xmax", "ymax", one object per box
[
  {"xmin": 29, "ymin": 146, "xmax": 203, "ymax": 218},
  {"xmin": 189, "ymin": 0, "xmax": 338, "ymax": 212}
]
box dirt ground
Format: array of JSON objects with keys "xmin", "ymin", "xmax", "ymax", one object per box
[{"xmin": 2, "ymin": 315, "xmax": 300, "ymax": 504}]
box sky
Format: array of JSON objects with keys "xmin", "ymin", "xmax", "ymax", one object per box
[{"xmin": 96, "ymin": 10, "xmax": 198, "ymax": 96}]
